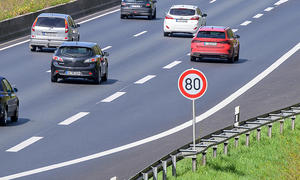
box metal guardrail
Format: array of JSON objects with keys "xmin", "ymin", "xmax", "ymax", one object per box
[{"xmin": 130, "ymin": 103, "xmax": 299, "ymax": 180}]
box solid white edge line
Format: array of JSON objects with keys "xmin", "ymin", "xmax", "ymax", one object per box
[
  {"xmin": 0, "ymin": 40, "xmax": 30, "ymax": 51},
  {"xmin": 101, "ymin": 92, "xmax": 126, "ymax": 103},
  {"xmin": 133, "ymin": 31, "xmax": 147, "ymax": 37},
  {"xmin": 102, "ymin": 46, "xmax": 112, "ymax": 51},
  {"xmin": 6, "ymin": 137, "xmax": 43, "ymax": 152},
  {"xmin": 134, "ymin": 75, "xmax": 156, "ymax": 84},
  {"xmin": 274, "ymin": 0, "xmax": 288, "ymax": 6},
  {"xmin": 264, "ymin": 7, "xmax": 274, "ymax": 11},
  {"xmin": 2, "ymin": 42, "xmax": 299, "ymax": 180},
  {"xmin": 240, "ymin": 21, "xmax": 252, "ymax": 26},
  {"xmin": 78, "ymin": 9, "xmax": 120, "ymax": 24},
  {"xmin": 163, "ymin": 61, "xmax": 182, "ymax": 69},
  {"xmin": 253, "ymin": 13, "xmax": 263, "ymax": 19},
  {"xmin": 58, "ymin": 112, "xmax": 89, "ymax": 126}
]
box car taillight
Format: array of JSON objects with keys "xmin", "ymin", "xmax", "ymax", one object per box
[
  {"xmin": 65, "ymin": 20, "xmax": 69, "ymax": 33},
  {"xmin": 192, "ymin": 40, "xmax": 202, "ymax": 43},
  {"xmin": 53, "ymin": 56, "xmax": 63, "ymax": 62},
  {"xmin": 220, "ymin": 41, "xmax": 230, "ymax": 44},
  {"xmin": 32, "ymin": 18, "xmax": 38, "ymax": 32},
  {"xmin": 190, "ymin": 16, "xmax": 199, "ymax": 20},
  {"xmin": 165, "ymin": 15, "xmax": 174, "ymax": 19},
  {"xmin": 84, "ymin": 58, "xmax": 97, "ymax": 63},
  {"xmin": 121, "ymin": 2, "xmax": 126, "ymax": 6},
  {"xmin": 146, "ymin": 3, "xmax": 150, "ymax": 7}
]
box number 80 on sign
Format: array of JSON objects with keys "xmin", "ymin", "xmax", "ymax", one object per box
[{"xmin": 178, "ymin": 69, "xmax": 207, "ymax": 100}]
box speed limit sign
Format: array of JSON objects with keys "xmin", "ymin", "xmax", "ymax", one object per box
[{"xmin": 178, "ymin": 69, "xmax": 207, "ymax": 100}]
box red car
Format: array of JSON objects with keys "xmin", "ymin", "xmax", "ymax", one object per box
[{"xmin": 190, "ymin": 26, "xmax": 240, "ymax": 63}]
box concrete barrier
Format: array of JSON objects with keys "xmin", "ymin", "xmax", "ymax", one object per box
[{"xmin": 0, "ymin": 0, "xmax": 120, "ymax": 43}]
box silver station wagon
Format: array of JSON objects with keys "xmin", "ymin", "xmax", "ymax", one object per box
[{"xmin": 29, "ymin": 13, "xmax": 80, "ymax": 51}]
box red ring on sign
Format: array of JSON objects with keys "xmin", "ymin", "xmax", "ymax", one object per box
[{"xmin": 178, "ymin": 69, "xmax": 207, "ymax": 100}]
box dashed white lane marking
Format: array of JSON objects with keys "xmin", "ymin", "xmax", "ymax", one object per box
[
  {"xmin": 6, "ymin": 137, "xmax": 43, "ymax": 152},
  {"xmin": 133, "ymin": 31, "xmax": 147, "ymax": 37},
  {"xmin": 209, "ymin": 0, "xmax": 216, "ymax": 3},
  {"xmin": 274, "ymin": 0, "xmax": 288, "ymax": 6},
  {"xmin": 253, "ymin": 13, "xmax": 264, "ymax": 19},
  {"xmin": 163, "ymin": 61, "xmax": 182, "ymax": 69},
  {"xmin": 134, "ymin": 75, "xmax": 156, "ymax": 84},
  {"xmin": 2, "ymin": 42, "xmax": 300, "ymax": 180},
  {"xmin": 0, "ymin": 40, "xmax": 30, "ymax": 51},
  {"xmin": 78, "ymin": 9, "xmax": 120, "ymax": 24},
  {"xmin": 58, "ymin": 112, "xmax": 89, "ymax": 126},
  {"xmin": 240, "ymin": 21, "xmax": 252, "ymax": 26},
  {"xmin": 100, "ymin": 92, "xmax": 126, "ymax": 103},
  {"xmin": 102, "ymin": 46, "xmax": 112, "ymax": 51},
  {"xmin": 264, "ymin": 7, "xmax": 274, "ymax": 11},
  {"xmin": 187, "ymin": 53, "xmax": 191, "ymax": 56},
  {"xmin": 46, "ymin": 70, "xmax": 51, "ymax": 73},
  {"xmin": 232, "ymin": 29, "xmax": 238, "ymax": 32},
  {"xmin": 110, "ymin": 177, "xmax": 117, "ymax": 180}
]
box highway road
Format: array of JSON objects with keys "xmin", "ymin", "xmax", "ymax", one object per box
[{"xmin": 0, "ymin": 0, "xmax": 300, "ymax": 179}]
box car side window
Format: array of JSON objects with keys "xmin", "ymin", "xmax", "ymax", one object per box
[
  {"xmin": 67, "ymin": 17, "xmax": 75, "ymax": 28},
  {"xmin": 2, "ymin": 79, "xmax": 12, "ymax": 92},
  {"xmin": 97, "ymin": 46, "xmax": 103, "ymax": 56},
  {"xmin": 197, "ymin": 8, "xmax": 201, "ymax": 16},
  {"xmin": 0, "ymin": 80, "xmax": 4, "ymax": 91},
  {"xmin": 227, "ymin": 29, "xmax": 234, "ymax": 39}
]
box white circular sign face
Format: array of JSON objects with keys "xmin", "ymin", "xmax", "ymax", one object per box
[{"xmin": 178, "ymin": 69, "xmax": 207, "ymax": 100}]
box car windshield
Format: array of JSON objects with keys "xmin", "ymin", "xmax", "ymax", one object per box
[
  {"xmin": 170, "ymin": 8, "xmax": 195, "ymax": 16},
  {"xmin": 123, "ymin": 0, "xmax": 147, "ymax": 2},
  {"xmin": 36, "ymin": 17, "xmax": 65, "ymax": 27},
  {"xmin": 197, "ymin": 31, "xmax": 226, "ymax": 39},
  {"xmin": 57, "ymin": 47, "xmax": 93, "ymax": 58}
]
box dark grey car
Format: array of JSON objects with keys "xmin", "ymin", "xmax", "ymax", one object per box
[
  {"xmin": 121, "ymin": 0, "xmax": 157, "ymax": 19},
  {"xmin": 51, "ymin": 42, "xmax": 108, "ymax": 84}
]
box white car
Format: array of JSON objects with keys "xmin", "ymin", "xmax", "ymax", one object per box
[{"xmin": 163, "ymin": 5, "xmax": 207, "ymax": 36}]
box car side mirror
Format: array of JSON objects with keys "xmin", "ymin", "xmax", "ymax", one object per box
[
  {"xmin": 202, "ymin": 14, "xmax": 207, "ymax": 17},
  {"xmin": 153, "ymin": 0, "xmax": 157, "ymax": 3},
  {"xmin": 13, "ymin": 88, "xmax": 18, "ymax": 93},
  {"xmin": 235, "ymin": 35, "xmax": 240, "ymax": 39},
  {"xmin": 103, "ymin": 52, "xmax": 109, "ymax": 57},
  {"xmin": 77, "ymin": 24, "xmax": 81, "ymax": 28}
]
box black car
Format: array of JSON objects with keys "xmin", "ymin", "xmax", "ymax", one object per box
[
  {"xmin": 51, "ymin": 42, "xmax": 109, "ymax": 84},
  {"xmin": 0, "ymin": 77, "xmax": 19, "ymax": 125},
  {"xmin": 121, "ymin": 0, "xmax": 157, "ymax": 19}
]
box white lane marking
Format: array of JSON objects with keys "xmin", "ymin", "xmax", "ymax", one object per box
[
  {"xmin": 264, "ymin": 7, "xmax": 274, "ymax": 11},
  {"xmin": 274, "ymin": 0, "xmax": 288, "ymax": 6},
  {"xmin": 0, "ymin": 40, "xmax": 30, "ymax": 51},
  {"xmin": 187, "ymin": 53, "xmax": 191, "ymax": 56},
  {"xmin": 240, "ymin": 21, "xmax": 252, "ymax": 26},
  {"xmin": 110, "ymin": 177, "xmax": 117, "ymax": 180},
  {"xmin": 58, "ymin": 112, "xmax": 89, "ymax": 126},
  {"xmin": 232, "ymin": 29, "xmax": 238, "ymax": 33},
  {"xmin": 1, "ymin": 42, "xmax": 300, "ymax": 180},
  {"xmin": 133, "ymin": 31, "xmax": 147, "ymax": 37},
  {"xmin": 209, "ymin": 0, "xmax": 216, "ymax": 3},
  {"xmin": 253, "ymin": 13, "xmax": 263, "ymax": 19},
  {"xmin": 6, "ymin": 137, "xmax": 43, "ymax": 152},
  {"xmin": 102, "ymin": 46, "xmax": 112, "ymax": 51},
  {"xmin": 134, "ymin": 75, "xmax": 156, "ymax": 84},
  {"xmin": 101, "ymin": 92, "xmax": 126, "ymax": 103},
  {"xmin": 163, "ymin": 61, "xmax": 182, "ymax": 69},
  {"xmin": 78, "ymin": 9, "xmax": 120, "ymax": 24},
  {"xmin": 46, "ymin": 70, "xmax": 51, "ymax": 73}
]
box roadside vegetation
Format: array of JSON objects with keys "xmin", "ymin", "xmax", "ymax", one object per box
[
  {"xmin": 0, "ymin": 0, "xmax": 71, "ymax": 21},
  {"xmin": 154, "ymin": 116, "xmax": 300, "ymax": 180}
]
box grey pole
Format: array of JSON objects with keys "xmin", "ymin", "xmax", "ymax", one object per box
[
  {"xmin": 234, "ymin": 136, "xmax": 239, "ymax": 148},
  {"xmin": 291, "ymin": 116, "xmax": 295, "ymax": 131},
  {"xmin": 152, "ymin": 166, "xmax": 157, "ymax": 180},
  {"xmin": 268, "ymin": 123, "xmax": 273, "ymax": 138},
  {"xmin": 246, "ymin": 132, "xmax": 250, "ymax": 146},
  {"xmin": 202, "ymin": 151, "xmax": 207, "ymax": 166},
  {"xmin": 212, "ymin": 146, "xmax": 217, "ymax": 158},
  {"xmin": 192, "ymin": 156, "xmax": 197, "ymax": 172},
  {"xmin": 171, "ymin": 155, "xmax": 176, "ymax": 177},
  {"xmin": 257, "ymin": 128, "xmax": 261, "ymax": 141},
  {"xmin": 280, "ymin": 120, "xmax": 284, "ymax": 134},
  {"xmin": 192, "ymin": 100, "xmax": 196, "ymax": 150},
  {"xmin": 162, "ymin": 160, "xmax": 167, "ymax": 180},
  {"xmin": 143, "ymin": 173, "xmax": 148, "ymax": 180},
  {"xmin": 224, "ymin": 141, "xmax": 228, "ymax": 155}
]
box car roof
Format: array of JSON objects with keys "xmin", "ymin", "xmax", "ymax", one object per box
[
  {"xmin": 38, "ymin": 13, "xmax": 69, "ymax": 19},
  {"xmin": 171, "ymin": 5, "xmax": 198, "ymax": 10},
  {"xmin": 198, "ymin": 26, "xmax": 229, "ymax": 32},
  {"xmin": 60, "ymin": 42, "xmax": 98, "ymax": 48}
]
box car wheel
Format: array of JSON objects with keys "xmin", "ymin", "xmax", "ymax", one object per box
[
  {"xmin": 30, "ymin": 46, "xmax": 36, "ymax": 52},
  {"xmin": 153, "ymin": 10, "xmax": 156, "ymax": 19},
  {"xmin": 228, "ymin": 51, "xmax": 235, "ymax": 63},
  {"xmin": 94, "ymin": 68, "xmax": 102, "ymax": 84},
  {"xmin": 190, "ymin": 55, "xmax": 196, "ymax": 61},
  {"xmin": 163, "ymin": 32, "xmax": 169, "ymax": 37},
  {"xmin": 77, "ymin": 35, "xmax": 80, "ymax": 41},
  {"xmin": 11, "ymin": 105, "xmax": 18, "ymax": 122},
  {"xmin": 148, "ymin": 15, "xmax": 152, "ymax": 20},
  {"xmin": 51, "ymin": 74, "xmax": 58, "ymax": 82},
  {"xmin": 101, "ymin": 66, "xmax": 108, "ymax": 82},
  {"xmin": 0, "ymin": 108, "xmax": 8, "ymax": 126},
  {"xmin": 121, "ymin": 14, "xmax": 125, "ymax": 19}
]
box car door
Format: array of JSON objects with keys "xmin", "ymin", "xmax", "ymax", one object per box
[
  {"xmin": 68, "ymin": 16, "xmax": 79, "ymax": 41},
  {"xmin": 227, "ymin": 29, "xmax": 238, "ymax": 55},
  {"xmin": 2, "ymin": 79, "xmax": 17, "ymax": 115},
  {"xmin": 97, "ymin": 46, "xmax": 107, "ymax": 76}
]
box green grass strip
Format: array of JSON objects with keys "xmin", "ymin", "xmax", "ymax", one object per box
[{"xmin": 153, "ymin": 116, "xmax": 300, "ymax": 180}]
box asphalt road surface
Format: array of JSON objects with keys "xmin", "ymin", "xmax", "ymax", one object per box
[{"xmin": 0, "ymin": 0, "xmax": 300, "ymax": 179}]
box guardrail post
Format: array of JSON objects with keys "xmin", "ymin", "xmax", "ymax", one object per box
[
  {"xmin": 268, "ymin": 123, "xmax": 273, "ymax": 138},
  {"xmin": 161, "ymin": 160, "xmax": 167, "ymax": 180},
  {"xmin": 202, "ymin": 151, "xmax": 207, "ymax": 166},
  {"xmin": 245, "ymin": 132, "xmax": 250, "ymax": 146},
  {"xmin": 234, "ymin": 136, "xmax": 239, "ymax": 148},
  {"xmin": 171, "ymin": 155, "xmax": 176, "ymax": 177},
  {"xmin": 291, "ymin": 116, "xmax": 295, "ymax": 131},
  {"xmin": 257, "ymin": 128, "xmax": 261, "ymax": 141},
  {"xmin": 224, "ymin": 141, "xmax": 228, "ymax": 155},
  {"xmin": 142, "ymin": 173, "xmax": 148, "ymax": 180},
  {"xmin": 192, "ymin": 156, "xmax": 197, "ymax": 172},
  {"xmin": 234, "ymin": 106, "xmax": 240, "ymax": 127},
  {"xmin": 212, "ymin": 146, "xmax": 217, "ymax": 158},
  {"xmin": 152, "ymin": 166, "xmax": 157, "ymax": 180},
  {"xmin": 280, "ymin": 120, "xmax": 284, "ymax": 134}
]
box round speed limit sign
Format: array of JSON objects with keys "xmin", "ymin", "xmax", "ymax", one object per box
[{"xmin": 178, "ymin": 69, "xmax": 207, "ymax": 100}]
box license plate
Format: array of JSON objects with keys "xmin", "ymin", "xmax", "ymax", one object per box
[
  {"xmin": 66, "ymin": 71, "xmax": 81, "ymax": 76},
  {"xmin": 131, "ymin": 5, "xmax": 141, "ymax": 8},
  {"xmin": 176, "ymin": 19, "xmax": 187, "ymax": 23},
  {"xmin": 42, "ymin": 32, "xmax": 56, "ymax": 36},
  {"xmin": 204, "ymin": 42, "xmax": 217, "ymax": 46}
]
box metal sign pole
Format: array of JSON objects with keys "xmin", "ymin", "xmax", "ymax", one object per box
[{"xmin": 192, "ymin": 99, "xmax": 196, "ymax": 150}]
